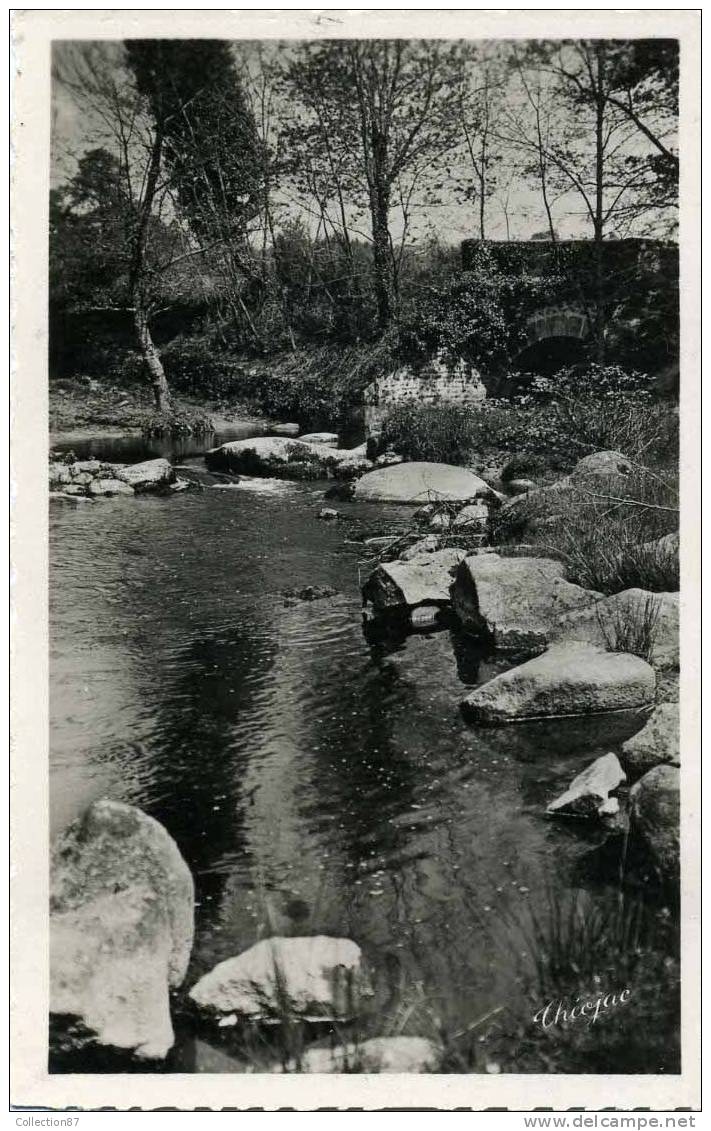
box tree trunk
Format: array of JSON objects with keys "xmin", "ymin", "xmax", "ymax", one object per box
[
  {"xmin": 593, "ymin": 44, "xmax": 606, "ymax": 363},
  {"xmin": 133, "ymin": 301, "xmax": 172, "ymax": 412},
  {"xmin": 370, "ymin": 189, "xmax": 393, "ymax": 330}
]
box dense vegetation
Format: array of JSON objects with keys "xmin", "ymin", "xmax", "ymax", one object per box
[{"xmin": 50, "ymin": 38, "xmax": 678, "ymax": 418}]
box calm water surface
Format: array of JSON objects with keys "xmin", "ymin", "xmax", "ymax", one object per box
[{"xmin": 50, "ymin": 434, "xmax": 673, "ymax": 1070}]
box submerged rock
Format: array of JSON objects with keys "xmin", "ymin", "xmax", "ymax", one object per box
[
  {"xmin": 621, "ymin": 702, "xmax": 680, "ymax": 782},
  {"xmin": 50, "ymin": 800, "xmax": 194, "ymax": 1061},
  {"xmin": 281, "ymin": 1036, "xmax": 441, "ymax": 1074},
  {"xmin": 630, "ymin": 764, "xmax": 680, "ymax": 884},
  {"xmin": 452, "ymin": 553, "xmax": 597, "ymax": 653},
  {"xmin": 461, "ymin": 642, "xmax": 656, "ymax": 724},
  {"xmin": 352, "ymin": 462, "xmax": 492, "ymax": 504},
  {"xmin": 318, "ymin": 508, "xmax": 339, "ymax": 521},
  {"xmin": 282, "ymin": 584, "xmax": 338, "ymax": 604},
  {"xmin": 189, "ymin": 936, "xmax": 372, "ymax": 1022},
  {"xmin": 363, "ymin": 547, "xmax": 466, "ymax": 613},
  {"xmin": 547, "ymin": 753, "xmax": 626, "ymax": 818}
]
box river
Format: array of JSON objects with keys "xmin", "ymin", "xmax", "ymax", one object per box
[{"xmin": 49, "ymin": 430, "xmax": 679, "ymax": 1073}]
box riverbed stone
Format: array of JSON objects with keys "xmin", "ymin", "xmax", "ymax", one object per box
[
  {"xmin": 363, "ymin": 547, "xmax": 466, "ymax": 613},
  {"xmin": 50, "ymin": 800, "xmax": 194, "ymax": 1060},
  {"xmin": 630, "ymin": 764, "xmax": 680, "ymax": 883},
  {"xmin": 113, "ymin": 458, "xmax": 176, "ymax": 492},
  {"xmin": 271, "ymin": 422, "xmax": 300, "ymax": 437},
  {"xmin": 452, "ymin": 502, "xmax": 489, "ymax": 531},
  {"xmin": 571, "ymin": 450, "xmax": 634, "ymax": 482},
  {"xmin": 352, "ymin": 462, "xmax": 493, "ymax": 504},
  {"xmin": 621, "ymin": 702, "xmax": 680, "ymax": 781},
  {"xmin": 461, "ymin": 642, "xmax": 656, "ymax": 724},
  {"xmin": 189, "ymin": 936, "xmax": 372, "ymax": 1022},
  {"xmin": 399, "ymin": 535, "xmax": 441, "ymax": 561},
  {"xmin": 205, "ymin": 436, "xmax": 329, "ymax": 479},
  {"xmin": 281, "ymin": 1036, "xmax": 441, "ymax": 1074},
  {"xmin": 88, "ymin": 478, "xmax": 135, "ymax": 497},
  {"xmin": 547, "ymin": 752, "xmax": 626, "ymax": 818},
  {"xmin": 300, "ymin": 432, "xmax": 339, "ymax": 447},
  {"xmin": 49, "ymin": 461, "xmax": 73, "ymax": 485},
  {"xmin": 451, "ymin": 553, "xmax": 598, "ymax": 653},
  {"xmin": 554, "ymin": 588, "xmax": 679, "ymax": 669}
]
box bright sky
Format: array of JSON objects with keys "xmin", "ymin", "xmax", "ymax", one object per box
[{"xmin": 50, "ymin": 39, "xmax": 676, "ymax": 247}]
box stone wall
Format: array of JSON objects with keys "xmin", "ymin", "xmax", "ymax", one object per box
[{"xmin": 363, "ymin": 359, "xmax": 486, "ymax": 438}]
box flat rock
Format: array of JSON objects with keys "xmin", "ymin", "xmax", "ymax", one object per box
[
  {"xmin": 452, "ymin": 553, "xmax": 597, "ymax": 653},
  {"xmin": 300, "ymin": 432, "xmax": 339, "ymax": 447},
  {"xmin": 353, "ymin": 462, "xmax": 492, "ymax": 504},
  {"xmin": 461, "ymin": 642, "xmax": 656, "ymax": 725},
  {"xmin": 281, "ymin": 1036, "xmax": 440, "ymax": 1074},
  {"xmin": 547, "ymin": 752, "xmax": 626, "ymax": 818},
  {"xmin": 189, "ymin": 936, "xmax": 372, "ymax": 1022},
  {"xmin": 363, "ymin": 547, "xmax": 466, "ymax": 612},
  {"xmin": 630, "ymin": 764, "xmax": 680, "ymax": 884},
  {"xmin": 621, "ymin": 702, "xmax": 680, "ymax": 781},
  {"xmin": 113, "ymin": 458, "xmax": 176, "ymax": 492},
  {"xmin": 554, "ymin": 588, "xmax": 679, "ymax": 669},
  {"xmin": 88, "ymin": 478, "xmax": 135, "ymax": 497},
  {"xmin": 50, "ymin": 801, "xmax": 194, "ymax": 1060}
]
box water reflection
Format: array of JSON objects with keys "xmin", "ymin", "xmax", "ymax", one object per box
[{"xmin": 50, "ymin": 468, "xmax": 677, "ymax": 1069}]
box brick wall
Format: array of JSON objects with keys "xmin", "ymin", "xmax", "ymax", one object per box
[{"xmin": 363, "ymin": 359, "xmax": 486, "ymax": 438}]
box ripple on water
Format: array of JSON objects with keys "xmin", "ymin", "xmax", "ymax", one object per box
[{"xmin": 50, "ymin": 469, "xmax": 675, "ymax": 1067}]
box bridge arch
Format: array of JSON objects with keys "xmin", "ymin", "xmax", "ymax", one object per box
[{"xmin": 512, "ymin": 304, "xmax": 591, "ymax": 377}]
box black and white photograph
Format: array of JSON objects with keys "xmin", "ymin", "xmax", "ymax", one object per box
[{"xmin": 10, "ymin": 8, "xmax": 700, "ymax": 1111}]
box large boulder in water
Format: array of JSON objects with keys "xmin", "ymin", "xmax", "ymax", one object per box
[
  {"xmin": 205, "ymin": 436, "xmax": 329, "ymax": 479},
  {"xmin": 352, "ymin": 461, "xmax": 492, "ymax": 504},
  {"xmin": 363, "ymin": 547, "xmax": 466, "ymax": 613},
  {"xmin": 189, "ymin": 936, "xmax": 372, "ymax": 1023},
  {"xmin": 461, "ymin": 642, "xmax": 655, "ymax": 724},
  {"xmin": 113, "ymin": 458, "xmax": 176, "ymax": 493},
  {"xmin": 621, "ymin": 701, "xmax": 680, "ymax": 782},
  {"xmin": 630, "ymin": 764, "xmax": 680, "ymax": 884},
  {"xmin": 50, "ymin": 800, "xmax": 194, "ymax": 1061},
  {"xmin": 451, "ymin": 553, "xmax": 598, "ymax": 653}
]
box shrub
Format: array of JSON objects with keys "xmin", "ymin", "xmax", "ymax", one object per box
[
  {"xmin": 379, "ymin": 404, "xmax": 482, "ymax": 465},
  {"xmin": 493, "ymin": 889, "xmax": 680, "ymax": 1074},
  {"xmin": 597, "ymin": 593, "xmax": 662, "ymax": 663},
  {"xmin": 492, "ymin": 466, "xmax": 679, "ymax": 595}
]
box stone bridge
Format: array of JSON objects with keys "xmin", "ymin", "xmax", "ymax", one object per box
[{"xmin": 363, "ymin": 236, "xmax": 678, "ymax": 435}]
